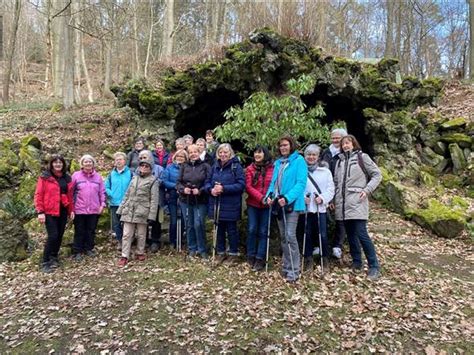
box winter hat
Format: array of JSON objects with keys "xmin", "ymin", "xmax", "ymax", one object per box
[
  {"xmin": 80, "ymin": 154, "xmax": 97, "ymax": 167},
  {"xmin": 138, "ymin": 150, "xmax": 155, "ymax": 169}
]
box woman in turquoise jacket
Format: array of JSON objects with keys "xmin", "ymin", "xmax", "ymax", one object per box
[{"xmin": 266, "ymin": 135, "xmax": 307, "ymax": 282}]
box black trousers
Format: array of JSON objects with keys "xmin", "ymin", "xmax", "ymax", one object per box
[
  {"xmin": 148, "ymin": 208, "xmax": 161, "ymax": 245},
  {"xmin": 73, "ymin": 214, "xmax": 99, "ymax": 254},
  {"xmin": 43, "ymin": 207, "xmax": 68, "ymax": 263}
]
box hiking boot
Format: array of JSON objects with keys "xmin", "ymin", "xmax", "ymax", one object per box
[
  {"xmin": 72, "ymin": 253, "xmax": 83, "ymax": 262},
  {"xmin": 50, "ymin": 257, "xmax": 60, "ymax": 269},
  {"xmin": 136, "ymin": 254, "xmax": 146, "ymax": 262},
  {"xmin": 332, "ymin": 247, "xmax": 342, "ymax": 259},
  {"xmin": 367, "ymin": 268, "xmax": 381, "ymax": 281},
  {"xmin": 351, "ymin": 263, "xmax": 363, "ymax": 273},
  {"xmin": 118, "ymin": 257, "xmax": 128, "ymax": 267},
  {"xmin": 246, "ymin": 256, "xmax": 256, "ymax": 267},
  {"xmin": 303, "ymin": 256, "xmax": 314, "ymax": 272},
  {"xmin": 86, "ymin": 250, "xmax": 97, "ymax": 257},
  {"xmin": 150, "ymin": 243, "xmax": 160, "ymax": 253},
  {"xmin": 40, "ymin": 262, "xmax": 53, "ymax": 274},
  {"xmin": 312, "ymin": 247, "xmax": 320, "ymax": 256},
  {"xmin": 227, "ymin": 255, "xmax": 240, "ymax": 264},
  {"xmin": 252, "ymin": 258, "xmax": 265, "ymax": 272},
  {"xmin": 285, "ymin": 277, "xmax": 298, "ymax": 284},
  {"xmin": 214, "ymin": 254, "xmax": 227, "ymax": 265},
  {"xmin": 189, "ymin": 251, "xmax": 197, "ymax": 257}
]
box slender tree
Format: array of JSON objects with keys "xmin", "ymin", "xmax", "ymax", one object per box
[{"xmin": 469, "ymin": 0, "xmax": 474, "ymax": 80}]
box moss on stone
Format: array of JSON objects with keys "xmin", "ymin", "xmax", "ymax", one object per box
[
  {"xmin": 411, "ymin": 199, "xmax": 466, "ymax": 238},
  {"xmin": 441, "ymin": 117, "xmax": 467, "ymax": 130},
  {"xmin": 441, "ymin": 133, "xmax": 472, "ymax": 147}
]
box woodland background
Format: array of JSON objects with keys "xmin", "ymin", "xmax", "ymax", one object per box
[{"xmin": 0, "ymin": 0, "xmax": 473, "ymax": 108}]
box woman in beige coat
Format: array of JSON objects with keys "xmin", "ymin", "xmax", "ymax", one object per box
[
  {"xmin": 333, "ymin": 135, "xmax": 382, "ymax": 280},
  {"xmin": 117, "ymin": 154, "xmax": 159, "ymax": 267}
]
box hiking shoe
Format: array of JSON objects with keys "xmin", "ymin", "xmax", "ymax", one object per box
[
  {"xmin": 136, "ymin": 254, "xmax": 146, "ymax": 262},
  {"xmin": 50, "ymin": 258, "xmax": 60, "ymax": 269},
  {"xmin": 150, "ymin": 243, "xmax": 160, "ymax": 253},
  {"xmin": 303, "ymin": 256, "xmax": 314, "ymax": 272},
  {"xmin": 189, "ymin": 251, "xmax": 197, "ymax": 257},
  {"xmin": 252, "ymin": 258, "xmax": 265, "ymax": 272},
  {"xmin": 227, "ymin": 255, "xmax": 240, "ymax": 264},
  {"xmin": 285, "ymin": 277, "xmax": 298, "ymax": 284},
  {"xmin": 200, "ymin": 253, "xmax": 209, "ymax": 260},
  {"xmin": 72, "ymin": 254, "xmax": 83, "ymax": 262},
  {"xmin": 367, "ymin": 268, "xmax": 381, "ymax": 281},
  {"xmin": 246, "ymin": 256, "xmax": 256, "ymax": 267},
  {"xmin": 118, "ymin": 257, "xmax": 128, "ymax": 267},
  {"xmin": 214, "ymin": 254, "xmax": 227, "ymax": 265},
  {"xmin": 332, "ymin": 247, "xmax": 342, "ymax": 259},
  {"xmin": 351, "ymin": 263, "xmax": 363, "ymax": 273},
  {"xmin": 312, "ymin": 247, "xmax": 320, "ymax": 256},
  {"xmin": 86, "ymin": 250, "xmax": 97, "ymax": 257},
  {"xmin": 40, "ymin": 262, "xmax": 53, "ymax": 274}
]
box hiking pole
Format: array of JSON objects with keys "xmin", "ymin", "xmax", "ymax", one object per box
[
  {"xmin": 315, "ymin": 192, "xmax": 324, "ymax": 276},
  {"xmin": 301, "ymin": 193, "xmax": 310, "ymax": 274},
  {"xmin": 265, "ymin": 194, "xmax": 273, "ymax": 273},
  {"xmin": 212, "ymin": 183, "xmax": 221, "ymax": 263},
  {"xmin": 176, "ymin": 200, "xmax": 182, "ymax": 252},
  {"xmin": 280, "ymin": 197, "xmax": 296, "ymax": 279}
]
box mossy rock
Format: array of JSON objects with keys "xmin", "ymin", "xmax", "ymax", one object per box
[
  {"xmin": 440, "ymin": 117, "xmax": 467, "ymax": 130},
  {"xmin": 17, "ymin": 172, "xmax": 37, "ymax": 202},
  {"xmin": 0, "ymin": 209, "xmax": 29, "ymax": 262},
  {"xmin": 433, "ymin": 141, "xmax": 447, "ymax": 156},
  {"xmin": 19, "ymin": 144, "xmax": 41, "ymax": 173},
  {"xmin": 448, "ymin": 143, "xmax": 467, "ymax": 174},
  {"xmin": 0, "ymin": 139, "xmax": 22, "ymax": 189},
  {"xmin": 420, "ymin": 146, "xmax": 444, "ymax": 167},
  {"xmin": 440, "ymin": 133, "xmax": 472, "ymax": 148},
  {"xmin": 419, "ymin": 170, "xmax": 436, "ymax": 187},
  {"xmin": 440, "ymin": 174, "xmax": 464, "ymax": 189},
  {"xmin": 411, "ymin": 199, "xmax": 466, "ymax": 238},
  {"xmin": 20, "ymin": 135, "xmax": 42, "ymax": 150}
]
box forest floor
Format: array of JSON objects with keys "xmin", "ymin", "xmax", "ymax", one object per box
[
  {"xmin": 0, "ymin": 205, "xmax": 473, "ymax": 353},
  {"xmin": 0, "ymin": 82, "xmax": 473, "ymax": 353}
]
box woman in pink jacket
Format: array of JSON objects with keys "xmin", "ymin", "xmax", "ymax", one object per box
[{"xmin": 71, "ymin": 154, "xmax": 106, "ymax": 261}]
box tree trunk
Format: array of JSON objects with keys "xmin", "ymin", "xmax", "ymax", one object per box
[
  {"xmin": 161, "ymin": 0, "xmax": 174, "ymax": 59},
  {"xmin": 133, "ymin": 1, "xmax": 141, "ymax": 77},
  {"xmin": 384, "ymin": 0, "xmax": 394, "ymax": 57},
  {"xmin": 469, "ymin": 0, "xmax": 474, "ymax": 80},
  {"xmin": 62, "ymin": 1, "xmax": 75, "ymax": 109},
  {"xmin": 73, "ymin": 0, "xmax": 82, "ymax": 104},
  {"xmin": 144, "ymin": 1, "xmax": 154, "ymax": 78},
  {"xmin": 2, "ymin": 0, "xmax": 21, "ymax": 105},
  {"xmin": 103, "ymin": 40, "xmax": 114, "ymax": 98}
]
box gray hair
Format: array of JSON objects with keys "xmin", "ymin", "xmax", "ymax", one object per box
[
  {"xmin": 196, "ymin": 138, "xmax": 206, "ymax": 145},
  {"xmin": 113, "ymin": 152, "xmax": 127, "ymax": 160},
  {"xmin": 304, "ymin": 144, "xmax": 321, "ymax": 156},
  {"xmin": 216, "ymin": 143, "xmax": 235, "ymax": 158},
  {"xmin": 183, "ymin": 134, "xmax": 193, "ymax": 141},
  {"xmin": 331, "ymin": 128, "xmax": 348, "ymax": 137},
  {"xmin": 175, "ymin": 137, "xmax": 185, "ymax": 146}
]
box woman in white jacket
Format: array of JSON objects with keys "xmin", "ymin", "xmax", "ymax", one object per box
[{"xmin": 298, "ymin": 144, "xmax": 335, "ymax": 272}]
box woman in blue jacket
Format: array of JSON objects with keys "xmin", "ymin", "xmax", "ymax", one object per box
[
  {"xmin": 266, "ymin": 135, "xmax": 307, "ymax": 282},
  {"xmin": 105, "ymin": 152, "xmax": 132, "ymax": 250},
  {"xmin": 206, "ymin": 143, "xmax": 245, "ymax": 264},
  {"xmin": 162, "ymin": 149, "xmax": 187, "ymax": 249}
]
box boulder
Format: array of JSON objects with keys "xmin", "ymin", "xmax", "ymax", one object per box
[
  {"xmin": 440, "ymin": 133, "xmax": 472, "ymax": 149},
  {"xmin": 421, "ymin": 146, "xmax": 444, "ymax": 167},
  {"xmin": 0, "ymin": 209, "xmax": 29, "ymax": 262},
  {"xmin": 449, "ymin": 143, "xmax": 467, "ymax": 174},
  {"xmin": 440, "ymin": 116, "xmax": 467, "ymax": 130},
  {"xmin": 411, "ymin": 199, "xmax": 466, "ymax": 239},
  {"xmin": 433, "ymin": 141, "xmax": 447, "ymax": 156}
]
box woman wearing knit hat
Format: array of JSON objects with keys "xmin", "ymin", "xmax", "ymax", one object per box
[
  {"xmin": 117, "ymin": 153, "xmax": 159, "ymax": 266},
  {"xmin": 71, "ymin": 154, "xmax": 106, "ymax": 261}
]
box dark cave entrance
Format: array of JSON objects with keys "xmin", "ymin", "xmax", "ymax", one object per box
[{"xmin": 176, "ymin": 85, "xmax": 374, "ymax": 157}]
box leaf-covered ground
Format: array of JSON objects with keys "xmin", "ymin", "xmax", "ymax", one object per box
[{"xmin": 1, "ymin": 205, "xmax": 472, "ymax": 353}]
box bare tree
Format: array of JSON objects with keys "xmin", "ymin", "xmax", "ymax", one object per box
[
  {"xmin": 161, "ymin": 0, "xmax": 174, "ymax": 59},
  {"xmin": 2, "ymin": 0, "xmax": 21, "ymax": 105},
  {"xmin": 470, "ymin": 0, "xmax": 474, "ymax": 80}
]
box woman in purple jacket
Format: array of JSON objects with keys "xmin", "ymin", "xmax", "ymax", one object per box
[{"xmin": 72, "ymin": 154, "xmax": 106, "ymax": 261}]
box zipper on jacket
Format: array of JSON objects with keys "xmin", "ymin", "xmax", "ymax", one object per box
[{"xmin": 341, "ymin": 153, "xmax": 349, "ymax": 221}]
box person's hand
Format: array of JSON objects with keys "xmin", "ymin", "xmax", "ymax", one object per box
[
  {"xmin": 184, "ymin": 187, "xmax": 191, "ymax": 195},
  {"xmin": 38, "ymin": 213, "xmax": 46, "ymax": 224},
  {"xmin": 278, "ymin": 197, "xmax": 286, "ymax": 207},
  {"xmin": 214, "ymin": 183, "xmax": 223, "ymax": 194},
  {"xmin": 211, "ymin": 188, "xmax": 220, "ymax": 197},
  {"xmin": 192, "ymin": 188, "xmax": 199, "ymax": 195},
  {"xmin": 266, "ymin": 197, "xmax": 273, "ymax": 205},
  {"xmin": 328, "ymin": 202, "xmax": 335, "ymax": 211},
  {"xmin": 304, "ymin": 196, "xmax": 311, "ymax": 205},
  {"xmin": 315, "ymin": 196, "xmax": 323, "ymax": 204},
  {"xmin": 359, "ymin": 191, "xmax": 367, "ymax": 200},
  {"xmin": 98, "ymin": 207, "xmax": 104, "ymax": 215},
  {"xmin": 69, "ymin": 212, "xmax": 75, "ymax": 221}
]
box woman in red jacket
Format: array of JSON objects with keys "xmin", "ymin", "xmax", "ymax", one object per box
[
  {"xmin": 245, "ymin": 145, "xmax": 274, "ymax": 271},
  {"xmin": 34, "ymin": 155, "xmax": 74, "ymax": 273}
]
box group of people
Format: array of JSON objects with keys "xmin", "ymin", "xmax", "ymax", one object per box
[{"xmin": 34, "ymin": 128, "xmax": 383, "ymax": 282}]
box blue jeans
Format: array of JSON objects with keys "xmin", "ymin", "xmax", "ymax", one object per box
[
  {"xmin": 110, "ymin": 206, "xmax": 123, "ymax": 241},
  {"xmin": 247, "ymin": 206, "xmax": 270, "ymax": 260},
  {"xmin": 181, "ymin": 203, "xmax": 207, "ymax": 255},
  {"xmin": 217, "ymin": 220, "xmax": 240, "ymax": 255},
  {"xmin": 168, "ymin": 199, "xmax": 184, "ymax": 248},
  {"xmin": 277, "ymin": 211, "xmax": 300, "ymax": 281},
  {"xmin": 344, "ymin": 219, "xmax": 380, "ymax": 270},
  {"xmin": 297, "ymin": 212, "xmax": 329, "ymax": 257}
]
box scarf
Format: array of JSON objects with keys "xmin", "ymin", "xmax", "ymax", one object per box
[
  {"xmin": 155, "ymin": 149, "xmax": 165, "ymax": 165},
  {"xmin": 275, "ymin": 157, "xmax": 289, "ymax": 196},
  {"xmin": 307, "ymin": 163, "xmax": 318, "ymax": 172},
  {"xmin": 252, "ymin": 161, "xmax": 270, "ymax": 187},
  {"xmin": 53, "ymin": 171, "xmax": 68, "ymax": 194},
  {"xmin": 329, "ymin": 144, "xmax": 340, "ymax": 157}
]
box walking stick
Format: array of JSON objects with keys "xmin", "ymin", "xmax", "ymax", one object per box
[
  {"xmin": 265, "ymin": 194, "xmax": 273, "ymax": 273},
  {"xmin": 281, "ymin": 201, "xmax": 296, "ymax": 279},
  {"xmin": 315, "ymin": 193, "xmax": 324, "ymax": 276},
  {"xmin": 212, "ymin": 195, "xmax": 221, "ymax": 262},
  {"xmin": 176, "ymin": 200, "xmax": 182, "ymax": 252},
  {"xmin": 301, "ymin": 193, "xmax": 310, "ymax": 273}
]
